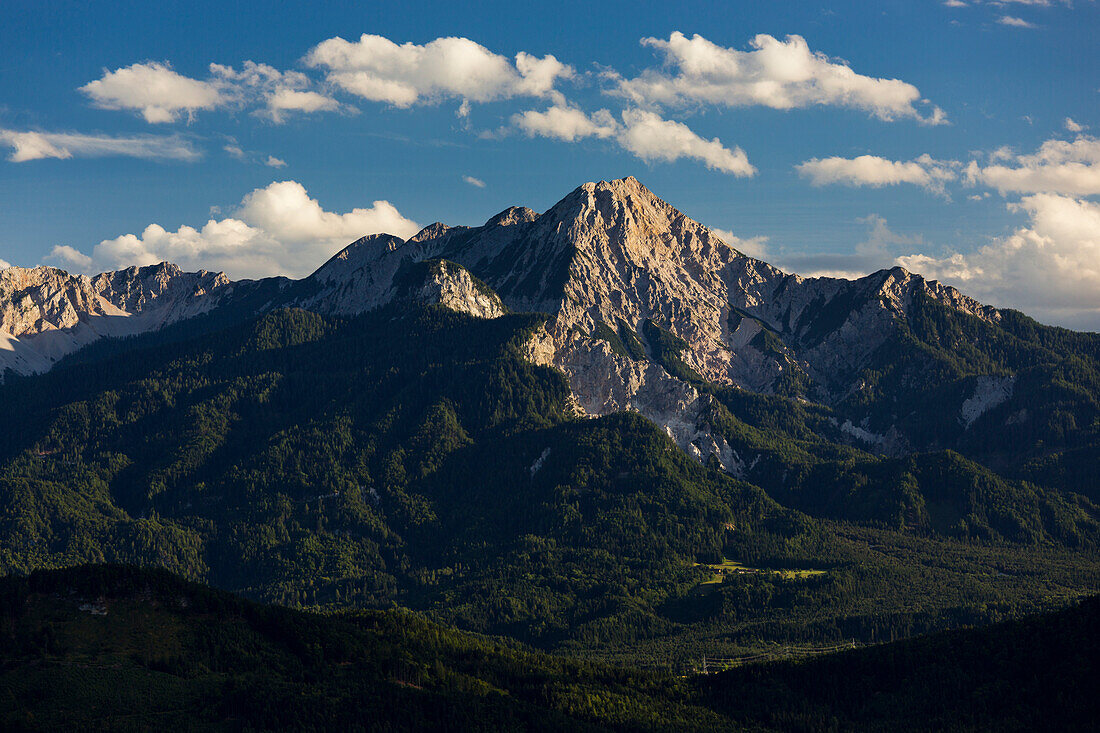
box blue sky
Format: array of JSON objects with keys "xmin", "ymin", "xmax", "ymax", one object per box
[{"xmin": 1, "ymin": 0, "xmax": 1098, "ymax": 328}]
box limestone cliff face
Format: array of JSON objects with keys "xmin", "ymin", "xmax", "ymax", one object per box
[
  {"xmin": 0, "ymin": 263, "xmax": 231, "ymax": 377},
  {"xmin": 395, "ymin": 259, "xmax": 506, "ymax": 319}
]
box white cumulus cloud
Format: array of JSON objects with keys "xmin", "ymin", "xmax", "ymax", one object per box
[
  {"xmin": 797, "ymin": 154, "xmax": 959, "ymax": 194},
  {"xmin": 896, "ymin": 194, "xmax": 1100, "ymax": 328},
  {"xmin": 463, "ymin": 175, "xmax": 486, "ymax": 188},
  {"xmin": 80, "ymin": 62, "xmax": 228, "ymax": 123},
  {"xmin": 50, "ymin": 180, "xmax": 419, "ymax": 280},
  {"xmin": 617, "ymin": 109, "xmax": 755, "ymax": 175},
  {"xmin": 513, "ymin": 104, "xmax": 617, "ymax": 142},
  {"xmin": 513, "ymin": 104, "xmax": 755, "ymax": 176},
  {"xmin": 266, "ymin": 88, "xmax": 341, "ymax": 118},
  {"xmin": 0, "ymin": 128, "xmax": 200, "ymax": 162},
  {"xmin": 80, "ymin": 60, "xmax": 342, "ymax": 124},
  {"xmin": 48, "ymin": 245, "xmax": 93, "ymax": 271},
  {"xmin": 610, "ymin": 32, "xmax": 946, "ymax": 124},
  {"xmin": 265, "ymin": 156, "xmax": 287, "ymax": 168},
  {"xmin": 966, "ymin": 135, "xmax": 1100, "ymax": 196},
  {"xmin": 305, "ymin": 34, "xmax": 573, "ymax": 107}
]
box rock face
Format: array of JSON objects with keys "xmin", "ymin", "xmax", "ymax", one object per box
[
  {"xmin": 299, "ymin": 237, "xmax": 505, "ymax": 319},
  {"xmin": 393, "ymin": 259, "xmax": 506, "ymax": 319},
  {"xmin": 0, "ymin": 177, "xmax": 1009, "ymax": 469},
  {"xmin": 0, "ymin": 263, "xmax": 231, "ymax": 377}
]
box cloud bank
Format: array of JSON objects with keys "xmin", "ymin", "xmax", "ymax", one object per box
[
  {"xmin": 780, "ymin": 215, "xmax": 923, "ymax": 280},
  {"xmin": 898, "ymin": 194, "xmax": 1100, "ymax": 328}
]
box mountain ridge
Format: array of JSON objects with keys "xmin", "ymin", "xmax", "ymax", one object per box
[
  {"xmin": 2, "ymin": 177, "xmax": 1096, "ymax": 485},
  {"xmin": 0, "ymin": 177, "xmax": 1013, "ymax": 385}
]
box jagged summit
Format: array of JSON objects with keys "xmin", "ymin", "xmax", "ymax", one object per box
[
  {"xmin": 485, "ymin": 206, "xmax": 539, "ymax": 228},
  {"xmin": 264, "ymin": 176, "xmax": 1009, "ymax": 470},
  {"xmin": 408, "ymin": 222, "xmax": 459, "ymax": 244},
  {"xmin": 0, "ymin": 262, "xmax": 232, "ymax": 377},
  {"xmin": 311, "ymin": 233, "xmax": 408, "ymax": 284}
]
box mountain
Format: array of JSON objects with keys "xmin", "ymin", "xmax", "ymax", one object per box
[
  {"xmin": 1, "ymin": 177, "xmax": 1099, "ymax": 666},
  {"xmin": 329, "ymin": 177, "xmax": 1096, "ymax": 491},
  {"xmin": 3, "ymin": 564, "xmax": 1097, "ymax": 731},
  {"xmin": 5, "ymin": 177, "xmax": 1096, "ymax": 492}
]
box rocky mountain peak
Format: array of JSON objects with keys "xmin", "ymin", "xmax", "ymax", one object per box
[
  {"xmin": 409, "ymin": 222, "xmax": 461, "ymax": 244},
  {"xmin": 0, "ymin": 262, "xmax": 232, "ymax": 379},
  {"xmin": 89, "ymin": 262, "xmax": 230, "ymax": 313},
  {"xmin": 311, "ymin": 234, "xmax": 410, "ymax": 286},
  {"xmin": 551, "ymin": 177, "xmax": 743, "ymax": 287},
  {"xmin": 1, "ymin": 265, "xmax": 106, "ymax": 338},
  {"xmin": 485, "ymin": 206, "xmax": 539, "ymax": 228}
]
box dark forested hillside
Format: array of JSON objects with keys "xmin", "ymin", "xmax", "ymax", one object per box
[
  {"xmin": 1, "ymin": 565, "xmax": 1096, "ymax": 732},
  {"xmin": 1, "ymin": 305, "xmax": 1099, "ymax": 667},
  {"xmin": 702, "ymin": 590, "xmax": 1100, "ymax": 732},
  {"xmin": 0, "ymin": 565, "xmax": 728, "ymax": 732},
  {"xmin": 837, "ymin": 294, "xmax": 1100, "ymax": 499}
]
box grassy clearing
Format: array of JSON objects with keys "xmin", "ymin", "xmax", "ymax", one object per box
[{"xmin": 695, "ymin": 559, "xmax": 826, "ymax": 585}]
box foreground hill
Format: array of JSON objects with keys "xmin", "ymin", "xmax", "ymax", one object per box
[
  {"xmin": 1, "ymin": 565, "xmax": 1096, "ymax": 731},
  {"xmin": 0, "ymin": 565, "xmax": 723, "ymax": 731},
  {"xmin": 702, "ymin": 591, "xmax": 1100, "ymax": 731}
]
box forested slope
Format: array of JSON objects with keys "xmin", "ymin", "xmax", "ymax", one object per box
[{"xmin": 1, "ymin": 306, "xmax": 1098, "ymax": 665}]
